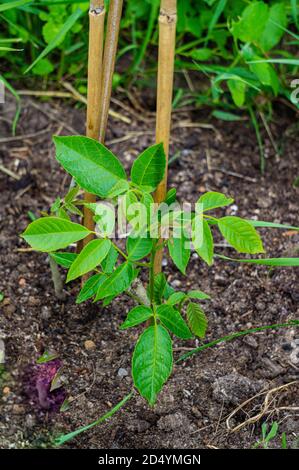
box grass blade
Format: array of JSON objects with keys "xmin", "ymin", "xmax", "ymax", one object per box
[
  {"xmin": 177, "ymin": 320, "xmax": 299, "ymax": 362},
  {"xmin": 248, "ymin": 58, "xmax": 299, "ymax": 66},
  {"xmin": 206, "ymin": 0, "xmax": 227, "ymax": 41},
  {"xmin": 215, "ymin": 254, "xmax": 299, "ymax": 266},
  {"xmin": 0, "ymin": 74, "xmax": 21, "ymax": 135},
  {"xmin": 55, "ymin": 391, "xmax": 134, "ymax": 446},
  {"xmin": 24, "ymin": 7, "xmax": 83, "ymax": 74},
  {"xmin": 0, "ymin": 0, "xmax": 32, "ymax": 12},
  {"xmin": 291, "ymin": 0, "xmax": 298, "ymax": 27},
  {"xmin": 248, "ymin": 105, "xmax": 264, "ymax": 174},
  {"xmin": 248, "ymin": 220, "xmax": 299, "ymax": 231}
]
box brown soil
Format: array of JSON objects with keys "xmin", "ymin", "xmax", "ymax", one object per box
[{"xmin": 0, "ymin": 93, "xmax": 298, "ymax": 449}]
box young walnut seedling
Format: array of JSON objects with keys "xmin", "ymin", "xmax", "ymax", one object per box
[{"xmin": 22, "ymin": 135, "xmax": 265, "ymax": 405}]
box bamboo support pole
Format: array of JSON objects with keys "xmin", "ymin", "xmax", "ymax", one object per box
[
  {"xmin": 153, "ymin": 0, "xmax": 177, "ymax": 274},
  {"xmin": 83, "ymin": 0, "xmax": 106, "ymax": 244},
  {"xmin": 83, "ymin": 0, "xmax": 123, "ymax": 248},
  {"xmin": 99, "ymin": 0, "xmax": 123, "ymax": 142}
]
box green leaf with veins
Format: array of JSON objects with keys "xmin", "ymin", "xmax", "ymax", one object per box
[
  {"xmin": 53, "ymin": 136, "xmax": 128, "ymax": 198},
  {"xmin": 131, "ymin": 143, "xmax": 166, "ymax": 192},
  {"xmin": 76, "ymin": 273, "xmax": 107, "ymax": 304},
  {"xmin": 187, "ymin": 290, "xmax": 211, "ymax": 300},
  {"xmin": 22, "ymin": 217, "xmax": 91, "ymax": 252},
  {"xmin": 157, "ymin": 304, "xmax": 193, "ymax": 339},
  {"xmin": 187, "ymin": 302, "xmax": 208, "ymax": 338},
  {"xmin": 168, "ymin": 232, "xmax": 190, "ymax": 275},
  {"xmin": 50, "ymin": 252, "xmax": 77, "ymax": 268},
  {"xmin": 132, "ymin": 324, "xmax": 173, "ymax": 405},
  {"xmin": 192, "ymin": 218, "xmax": 214, "ymax": 266},
  {"xmin": 67, "ymin": 238, "xmax": 111, "ymax": 282},
  {"xmin": 127, "ymin": 236, "xmax": 153, "ymax": 261},
  {"xmin": 120, "ymin": 306, "xmax": 153, "ymax": 329},
  {"xmin": 100, "ymin": 245, "xmax": 118, "ymax": 274},
  {"xmin": 167, "ymin": 291, "xmax": 187, "ymax": 306},
  {"xmin": 218, "ymin": 216, "xmax": 264, "ymax": 254},
  {"xmin": 95, "ymin": 262, "xmax": 135, "ymax": 301},
  {"xmin": 198, "ymin": 191, "xmax": 234, "ymax": 212}
]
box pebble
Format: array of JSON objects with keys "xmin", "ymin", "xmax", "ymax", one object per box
[
  {"xmin": 214, "ymin": 274, "xmax": 228, "ymax": 287},
  {"xmin": 84, "ymin": 340, "xmax": 96, "ymax": 351},
  {"xmin": 28, "ymin": 296, "xmax": 40, "ymax": 306},
  {"xmin": 4, "ymin": 304, "xmax": 16, "ymax": 317},
  {"xmin": 12, "ymin": 404, "xmax": 25, "ymax": 415},
  {"xmin": 243, "ymin": 336, "xmax": 258, "ymax": 349},
  {"xmin": 3, "ymin": 387, "xmax": 10, "ymax": 395},
  {"xmin": 171, "ymin": 279, "xmax": 181, "ymax": 288},
  {"xmin": 41, "ymin": 306, "xmax": 50, "ymax": 320},
  {"xmin": 117, "ymin": 367, "xmax": 128, "ymax": 378},
  {"xmin": 18, "ymin": 278, "xmax": 26, "ymax": 287}
]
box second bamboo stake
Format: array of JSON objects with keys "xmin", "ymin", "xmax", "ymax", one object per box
[
  {"xmin": 153, "ymin": 0, "xmax": 177, "ymax": 274},
  {"xmin": 83, "ymin": 0, "xmax": 106, "ymax": 244}
]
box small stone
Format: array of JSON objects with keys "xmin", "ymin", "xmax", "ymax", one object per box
[
  {"xmin": 41, "ymin": 306, "xmax": 50, "ymax": 320},
  {"xmin": 4, "ymin": 304, "xmax": 16, "ymax": 317},
  {"xmin": 214, "ymin": 274, "xmax": 228, "ymax": 287},
  {"xmin": 243, "ymin": 336, "xmax": 258, "ymax": 349},
  {"xmin": 18, "ymin": 278, "xmax": 26, "ymax": 287},
  {"xmin": 3, "ymin": 386, "xmax": 10, "ymax": 395},
  {"xmin": 25, "ymin": 414, "xmax": 36, "ymax": 428},
  {"xmin": 191, "ymin": 406, "xmax": 202, "ymax": 419},
  {"xmin": 28, "ymin": 296, "xmax": 40, "ymax": 306},
  {"xmin": 12, "ymin": 404, "xmax": 25, "ymax": 414},
  {"xmin": 127, "ymin": 419, "xmax": 151, "ymax": 433},
  {"xmin": 117, "ymin": 367, "xmax": 128, "ymax": 378},
  {"xmin": 84, "ymin": 340, "xmax": 96, "ymax": 351},
  {"xmin": 171, "ymin": 279, "xmax": 181, "ymax": 288}
]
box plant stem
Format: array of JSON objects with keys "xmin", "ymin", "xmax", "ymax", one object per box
[
  {"xmin": 83, "ymin": 0, "xmax": 106, "ymax": 246},
  {"xmin": 153, "ymin": 0, "xmax": 177, "ymax": 275},
  {"xmin": 49, "ymin": 256, "xmax": 66, "ymax": 301}
]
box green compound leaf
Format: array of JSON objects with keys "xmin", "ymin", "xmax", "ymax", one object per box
[
  {"xmin": 22, "ymin": 217, "xmax": 91, "ymax": 252},
  {"xmin": 187, "ymin": 302, "xmax": 208, "ymax": 338},
  {"xmin": 198, "ymin": 191, "xmax": 234, "ymax": 212},
  {"xmin": 53, "ymin": 136, "xmax": 128, "ymax": 198},
  {"xmin": 95, "ymin": 262, "xmax": 135, "ymax": 301},
  {"xmin": 120, "ymin": 306, "xmax": 153, "ymax": 330},
  {"xmin": 126, "ymin": 236, "xmax": 153, "ymax": 261},
  {"xmin": 67, "ymin": 239, "xmax": 111, "ymax": 282},
  {"xmin": 192, "ymin": 218, "xmax": 214, "ymax": 266},
  {"xmin": 218, "ymin": 216, "xmax": 264, "ymax": 254},
  {"xmin": 131, "ymin": 143, "xmax": 166, "ymax": 192},
  {"xmin": 132, "ymin": 324, "xmax": 173, "ymax": 405},
  {"xmin": 76, "ymin": 273, "xmax": 108, "ymax": 304},
  {"xmin": 156, "ymin": 304, "xmax": 193, "ymax": 339},
  {"xmin": 50, "ymin": 252, "xmax": 77, "ymax": 268}
]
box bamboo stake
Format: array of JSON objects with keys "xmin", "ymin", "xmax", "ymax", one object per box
[
  {"xmin": 82, "ymin": 0, "xmax": 123, "ymax": 248},
  {"xmin": 99, "ymin": 0, "xmax": 123, "ymax": 142},
  {"xmin": 83, "ymin": 0, "xmax": 106, "ymax": 244},
  {"xmin": 153, "ymin": 0, "xmax": 177, "ymax": 274}
]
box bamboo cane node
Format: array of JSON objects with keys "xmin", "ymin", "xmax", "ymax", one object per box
[
  {"xmin": 159, "ymin": 9, "xmax": 177, "ymax": 24},
  {"xmin": 89, "ymin": 5, "xmax": 104, "ymax": 15}
]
